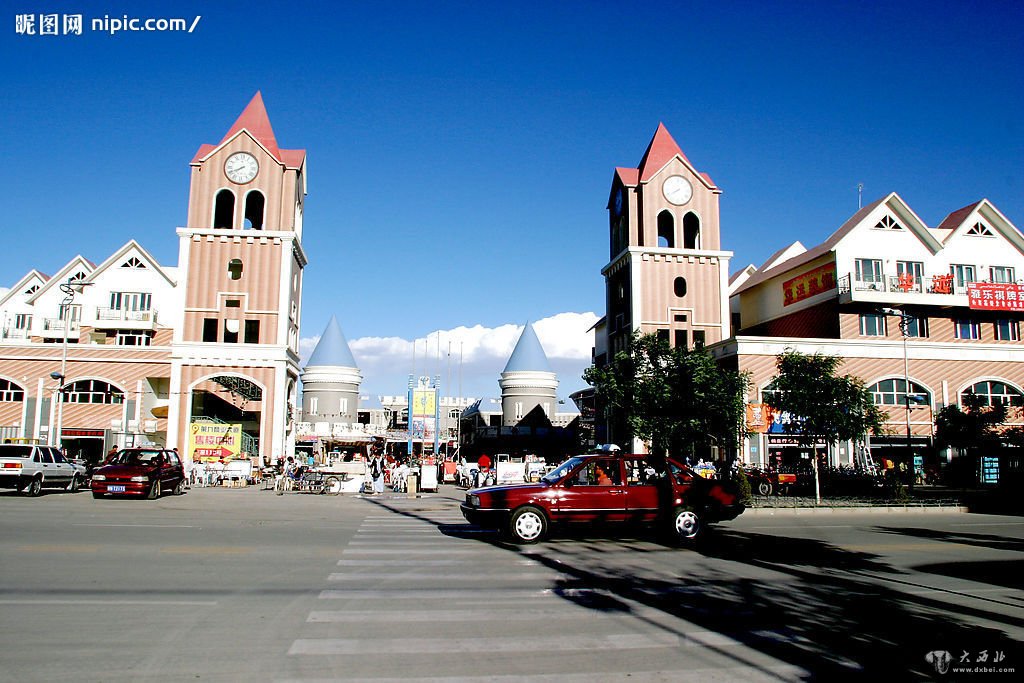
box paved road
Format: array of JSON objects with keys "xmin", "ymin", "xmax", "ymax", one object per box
[{"xmin": 0, "ymin": 485, "xmax": 1021, "ymax": 681}]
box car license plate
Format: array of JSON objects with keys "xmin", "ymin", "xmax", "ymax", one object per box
[{"xmin": 108, "ymin": 485, "xmax": 126, "ymax": 492}]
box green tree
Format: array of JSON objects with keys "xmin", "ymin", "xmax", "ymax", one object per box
[
  {"xmin": 583, "ymin": 332, "xmax": 750, "ymax": 460},
  {"xmin": 764, "ymin": 350, "xmax": 885, "ymax": 502},
  {"xmin": 934, "ymin": 393, "xmax": 1008, "ymax": 453}
]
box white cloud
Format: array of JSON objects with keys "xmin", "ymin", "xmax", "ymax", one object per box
[{"xmin": 298, "ymin": 311, "xmax": 599, "ymax": 399}]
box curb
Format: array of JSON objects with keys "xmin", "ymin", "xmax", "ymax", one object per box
[{"xmin": 743, "ymin": 505, "xmax": 968, "ymax": 515}]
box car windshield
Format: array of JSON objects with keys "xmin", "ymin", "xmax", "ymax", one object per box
[
  {"xmin": 111, "ymin": 450, "xmax": 162, "ymax": 466},
  {"xmin": 0, "ymin": 445, "xmax": 32, "ymax": 458},
  {"xmin": 541, "ymin": 457, "xmax": 585, "ymax": 484}
]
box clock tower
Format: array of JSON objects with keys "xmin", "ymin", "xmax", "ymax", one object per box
[
  {"xmin": 168, "ymin": 92, "xmax": 307, "ymax": 465},
  {"xmin": 601, "ymin": 122, "xmax": 732, "ymax": 359}
]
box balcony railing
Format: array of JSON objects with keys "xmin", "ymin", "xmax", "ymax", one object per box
[
  {"xmin": 42, "ymin": 318, "xmax": 80, "ymax": 333},
  {"xmin": 0, "ymin": 329, "xmax": 29, "ymax": 340},
  {"xmin": 838, "ymin": 273, "xmax": 973, "ymax": 297},
  {"xmin": 95, "ymin": 307, "xmax": 157, "ymax": 323}
]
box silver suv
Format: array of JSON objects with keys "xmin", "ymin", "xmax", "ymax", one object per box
[{"xmin": 0, "ymin": 443, "xmax": 87, "ymax": 496}]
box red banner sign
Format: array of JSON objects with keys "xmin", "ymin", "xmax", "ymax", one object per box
[
  {"xmin": 967, "ymin": 283, "xmax": 1024, "ymax": 311},
  {"xmin": 782, "ymin": 264, "xmax": 836, "ymax": 306}
]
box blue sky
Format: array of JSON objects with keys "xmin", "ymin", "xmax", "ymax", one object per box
[{"xmin": 3, "ymin": 1, "xmax": 1022, "ymax": 399}]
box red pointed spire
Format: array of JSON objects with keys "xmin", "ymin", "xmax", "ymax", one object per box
[
  {"xmin": 637, "ymin": 122, "xmax": 690, "ymax": 182},
  {"xmin": 220, "ymin": 91, "xmax": 281, "ymax": 159}
]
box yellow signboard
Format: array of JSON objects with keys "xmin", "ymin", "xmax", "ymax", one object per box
[
  {"xmin": 412, "ymin": 389, "xmax": 436, "ymax": 418},
  {"xmin": 188, "ymin": 422, "xmax": 243, "ymax": 462}
]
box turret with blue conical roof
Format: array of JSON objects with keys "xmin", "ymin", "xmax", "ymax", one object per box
[
  {"xmin": 300, "ymin": 316, "xmax": 362, "ymax": 424},
  {"xmin": 499, "ymin": 322, "xmax": 558, "ymax": 427}
]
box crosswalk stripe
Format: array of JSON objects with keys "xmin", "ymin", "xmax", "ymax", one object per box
[
  {"xmin": 307, "ymin": 608, "xmax": 586, "ymax": 622},
  {"xmin": 336, "ymin": 558, "xmax": 539, "ymax": 567},
  {"xmin": 319, "ymin": 588, "xmax": 550, "ymax": 600},
  {"xmin": 326, "ymin": 571, "xmax": 558, "ymax": 582},
  {"xmin": 289, "ymin": 632, "xmax": 709, "ymax": 655}
]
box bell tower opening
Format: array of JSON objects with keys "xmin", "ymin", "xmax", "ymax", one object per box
[
  {"xmin": 244, "ymin": 191, "xmax": 265, "ymax": 230},
  {"xmin": 657, "ymin": 210, "xmax": 675, "ymax": 248},
  {"xmin": 683, "ymin": 211, "xmax": 700, "ymax": 249},
  {"xmin": 214, "ymin": 189, "xmax": 235, "ymax": 229}
]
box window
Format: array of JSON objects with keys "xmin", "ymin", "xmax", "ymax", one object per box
[
  {"xmin": 121, "ymin": 257, "xmax": 146, "ymax": 269},
  {"xmin": 950, "ymin": 264, "xmax": 976, "ymax": 289},
  {"xmin": 228, "ymin": 259, "xmax": 243, "ymax": 280},
  {"xmin": 225, "ymin": 299, "xmax": 240, "ymax": 308},
  {"xmin": 868, "ymin": 378, "xmax": 930, "ymax": 406},
  {"xmin": 244, "ymin": 320, "xmax": 260, "ymax": 344},
  {"xmin": 224, "ymin": 319, "xmax": 239, "ymax": 344},
  {"xmin": 954, "ymin": 319, "xmax": 980, "ymax": 340},
  {"xmin": 340, "ymin": 398, "xmax": 348, "ymax": 415},
  {"xmin": 896, "ymin": 261, "xmax": 924, "ymax": 290},
  {"xmin": 214, "ymin": 189, "xmax": 235, "ymax": 229},
  {"xmin": 202, "ymin": 318, "xmax": 218, "ymax": 342},
  {"xmin": 855, "ymin": 258, "xmax": 883, "ymax": 286},
  {"xmin": 115, "ymin": 330, "xmax": 152, "ymax": 346},
  {"xmin": 902, "ymin": 314, "xmax": 928, "ymax": 338},
  {"xmin": 109, "ymin": 292, "xmax": 152, "ymax": 312},
  {"xmin": 990, "ymin": 266, "xmax": 1015, "ymax": 284},
  {"xmin": 683, "ymin": 212, "xmax": 700, "ymax": 249},
  {"xmin": 656, "ymin": 329, "xmax": 670, "ymax": 344},
  {"xmin": 24, "ymin": 284, "xmax": 39, "ymax": 295},
  {"xmin": 14, "ymin": 314, "xmax": 31, "ymax": 330},
  {"xmin": 962, "ymin": 380, "xmax": 1024, "ymax": 407},
  {"xmin": 657, "ymin": 211, "xmax": 674, "ymax": 248},
  {"xmin": 693, "ymin": 330, "xmax": 705, "ymax": 348},
  {"xmin": 674, "ymin": 329, "xmax": 688, "ymax": 349},
  {"xmin": 0, "ymin": 379, "xmax": 25, "ymax": 402},
  {"xmin": 573, "ymin": 458, "xmax": 621, "ymax": 486},
  {"xmin": 59, "ymin": 304, "xmax": 82, "ymax": 323},
  {"xmin": 874, "ymin": 215, "xmax": 903, "ymax": 230},
  {"xmin": 673, "ymin": 277, "xmax": 687, "ymax": 297},
  {"xmin": 244, "ymin": 191, "xmax": 265, "ymax": 230},
  {"xmin": 514, "ymin": 402, "xmax": 523, "ymax": 420},
  {"xmin": 966, "ymin": 222, "xmax": 994, "ymax": 237},
  {"xmin": 995, "ymin": 320, "xmax": 1020, "ymax": 341},
  {"xmin": 859, "ymin": 313, "xmax": 886, "ymax": 336},
  {"xmin": 64, "ymin": 379, "xmax": 124, "ymax": 404},
  {"xmin": 308, "ymin": 397, "xmax": 318, "ymax": 415}
]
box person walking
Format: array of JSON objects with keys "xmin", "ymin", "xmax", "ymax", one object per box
[{"xmin": 369, "ymin": 454, "xmax": 385, "ymax": 495}]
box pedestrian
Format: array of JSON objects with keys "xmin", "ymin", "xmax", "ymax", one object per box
[
  {"xmin": 105, "ymin": 446, "xmax": 119, "ymax": 464},
  {"xmin": 369, "ymin": 454, "xmax": 385, "ymax": 495}
]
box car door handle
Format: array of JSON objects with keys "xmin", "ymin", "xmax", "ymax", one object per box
[{"xmin": 609, "ymin": 489, "xmax": 625, "ymax": 494}]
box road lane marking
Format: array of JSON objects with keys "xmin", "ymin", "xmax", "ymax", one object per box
[
  {"xmin": 159, "ymin": 546, "xmax": 253, "ymax": 554},
  {"xmin": 336, "ymin": 559, "xmax": 539, "ymax": 566},
  {"xmin": 15, "ymin": 545, "xmax": 100, "ymax": 553},
  {"xmin": 289, "ymin": 632, "xmax": 729, "ymax": 655},
  {"xmin": 73, "ymin": 523, "xmax": 197, "ymax": 528},
  {"xmin": 0, "ymin": 599, "xmax": 217, "ymax": 606},
  {"xmin": 327, "ymin": 572, "xmax": 558, "ymax": 582}
]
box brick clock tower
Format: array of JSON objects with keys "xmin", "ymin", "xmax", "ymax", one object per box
[
  {"xmin": 601, "ymin": 123, "xmax": 732, "ymax": 361},
  {"xmin": 169, "ymin": 92, "xmax": 307, "ymax": 465}
]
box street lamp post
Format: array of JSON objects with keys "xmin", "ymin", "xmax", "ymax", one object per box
[
  {"xmin": 882, "ymin": 307, "xmax": 916, "ymax": 491},
  {"xmin": 52, "ymin": 279, "xmax": 91, "ymax": 450}
]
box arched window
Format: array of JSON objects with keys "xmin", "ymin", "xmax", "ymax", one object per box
[
  {"xmin": 0, "ymin": 378, "xmax": 25, "ymax": 402},
  {"xmin": 64, "ymin": 379, "xmax": 124, "ymax": 404},
  {"xmin": 657, "ymin": 211, "xmax": 674, "ymax": 248},
  {"xmin": 683, "ymin": 212, "xmax": 700, "ymax": 249},
  {"xmin": 962, "ymin": 380, "xmax": 1024, "ymax": 407},
  {"xmin": 228, "ymin": 259, "xmax": 243, "ymax": 280},
  {"xmin": 244, "ymin": 191, "xmax": 265, "ymax": 230},
  {"xmin": 214, "ymin": 190, "xmax": 235, "ymax": 229},
  {"xmin": 868, "ymin": 378, "xmax": 931, "ymax": 406}
]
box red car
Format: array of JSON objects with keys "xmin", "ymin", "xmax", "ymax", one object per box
[
  {"xmin": 460, "ymin": 452, "xmax": 744, "ymax": 544},
  {"xmin": 90, "ymin": 448, "xmax": 186, "ymax": 499}
]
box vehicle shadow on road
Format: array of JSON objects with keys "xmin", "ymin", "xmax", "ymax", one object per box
[
  {"xmin": 874, "ymin": 525, "xmax": 1024, "ymax": 553},
  {"xmin": 365, "ymin": 498, "xmax": 1022, "ymax": 680}
]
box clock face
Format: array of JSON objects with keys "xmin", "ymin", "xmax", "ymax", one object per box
[
  {"xmin": 663, "ymin": 175, "xmax": 692, "ymax": 205},
  {"xmin": 224, "ymin": 152, "xmax": 259, "ymax": 184}
]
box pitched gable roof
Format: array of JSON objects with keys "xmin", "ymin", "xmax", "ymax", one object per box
[
  {"xmin": 191, "ymin": 92, "xmax": 306, "ymax": 169},
  {"xmin": 937, "ymin": 199, "xmax": 1024, "ymax": 254},
  {"xmin": 25, "ymin": 255, "xmax": 95, "ymax": 305},
  {"xmin": 0, "ymin": 270, "xmax": 49, "ymax": 308},
  {"xmin": 638, "ymin": 123, "xmax": 691, "ymax": 182},
  {"xmin": 81, "ymin": 240, "xmax": 176, "ymax": 288}
]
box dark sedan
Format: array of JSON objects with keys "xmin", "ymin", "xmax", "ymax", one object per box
[
  {"xmin": 461, "ymin": 452, "xmax": 744, "ymax": 544},
  {"xmin": 91, "ymin": 448, "xmax": 186, "ymax": 499}
]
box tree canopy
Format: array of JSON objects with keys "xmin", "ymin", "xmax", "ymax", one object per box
[
  {"xmin": 764, "ymin": 349, "xmax": 884, "ymax": 447},
  {"xmin": 583, "ymin": 332, "xmax": 749, "ymax": 458}
]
